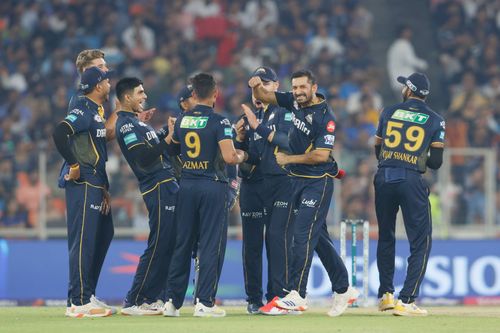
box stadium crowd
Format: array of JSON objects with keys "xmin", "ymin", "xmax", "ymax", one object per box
[{"xmin": 0, "ymin": 0, "xmax": 498, "ymax": 231}]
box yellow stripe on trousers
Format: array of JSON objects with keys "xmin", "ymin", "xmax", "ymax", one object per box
[{"xmin": 78, "ymin": 183, "xmax": 88, "ymax": 305}]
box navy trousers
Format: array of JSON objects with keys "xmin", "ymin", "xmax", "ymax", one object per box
[
  {"xmin": 262, "ymin": 175, "xmax": 295, "ymax": 298},
  {"xmin": 66, "ymin": 181, "xmax": 114, "ymax": 306},
  {"xmin": 167, "ymin": 179, "xmax": 228, "ymax": 308},
  {"xmin": 374, "ymin": 167, "xmax": 432, "ymax": 303},
  {"xmin": 124, "ymin": 180, "xmax": 178, "ymax": 306},
  {"xmin": 288, "ymin": 177, "xmax": 349, "ymax": 297},
  {"xmin": 240, "ymin": 179, "xmax": 270, "ymax": 304}
]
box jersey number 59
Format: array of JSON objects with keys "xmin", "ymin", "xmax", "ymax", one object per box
[{"xmin": 384, "ymin": 121, "xmax": 424, "ymax": 152}]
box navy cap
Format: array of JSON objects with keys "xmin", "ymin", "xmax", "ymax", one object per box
[
  {"xmin": 177, "ymin": 84, "xmax": 194, "ymax": 110},
  {"xmin": 79, "ymin": 66, "xmax": 114, "ymax": 93},
  {"xmin": 397, "ymin": 72, "xmax": 430, "ymax": 98},
  {"xmin": 251, "ymin": 66, "xmax": 278, "ymax": 82}
]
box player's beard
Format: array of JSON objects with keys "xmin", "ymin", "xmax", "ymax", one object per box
[{"xmin": 295, "ymin": 91, "xmax": 312, "ymax": 106}]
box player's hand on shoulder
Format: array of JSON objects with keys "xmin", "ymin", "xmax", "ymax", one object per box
[{"xmin": 64, "ymin": 163, "xmax": 80, "ymax": 181}]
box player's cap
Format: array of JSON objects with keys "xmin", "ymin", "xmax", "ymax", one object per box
[
  {"xmin": 177, "ymin": 84, "xmax": 194, "ymax": 111},
  {"xmin": 251, "ymin": 66, "xmax": 278, "ymax": 82},
  {"xmin": 79, "ymin": 66, "xmax": 114, "ymax": 93},
  {"xmin": 397, "ymin": 72, "xmax": 430, "ymax": 98}
]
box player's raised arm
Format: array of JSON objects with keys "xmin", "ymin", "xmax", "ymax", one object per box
[
  {"xmin": 219, "ymin": 139, "xmax": 246, "ymax": 165},
  {"xmin": 248, "ymin": 76, "xmax": 278, "ymax": 105}
]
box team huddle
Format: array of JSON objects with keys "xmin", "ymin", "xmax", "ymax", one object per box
[{"xmin": 53, "ymin": 49, "xmax": 445, "ymax": 318}]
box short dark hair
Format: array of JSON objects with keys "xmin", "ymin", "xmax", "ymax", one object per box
[
  {"xmin": 191, "ymin": 73, "xmax": 216, "ymax": 99},
  {"xmin": 291, "ymin": 69, "xmax": 316, "ymax": 85},
  {"xmin": 116, "ymin": 77, "xmax": 143, "ymax": 102}
]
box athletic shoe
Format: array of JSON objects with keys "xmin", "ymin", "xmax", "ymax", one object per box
[
  {"xmin": 259, "ymin": 297, "xmax": 287, "ymax": 316},
  {"xmin": 193, "ymin": 299, "xmax": 226, "ymax": 317},
  {"xmin": 121, "ymin": 303, "xmax": 162, "ymax": 316},
  {"xmin": 275, "ymin": 290, "xmax": 308, "ymax": 311},
  {"xmin": 66, "ymin": 302, "xmax": 112, "ymax": 318},
  {"xmin": 327, "ymin": 287, "xmax": 360, "ymax": 317},
  {"xmin": 147, "ymin": 300, "xmax": 165, "ymax": 312},
  {"xmin": 378, "ymin": 292, "xmax": 395, "ymax": 311},
  {"xmin": 163, "ymin": 299, "xmax": 180, "ymax": 317},
  {"xmin": 393, "ymin": 300, "xmax": 428, "ymax": 317},
  {"xmin": 91, "ymin": 295, "xmax": 117, "ymax": 315},
  {"xmin": 247, "ymin": 302, "xmax": 264, "ymax": 315},
  {"xmin": 65, "ymin": 307, "xmax": 73, "ymax": 317}
]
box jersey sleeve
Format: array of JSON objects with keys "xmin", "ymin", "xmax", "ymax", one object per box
[
  {"xmin": 172, "ymin": 117, "xmax": 182, "ymax": 144},
  {"xmin": 314, "ymin": 113, "xmax": 336, "ymax": 150},
  {"xmin": 119, "ymin": 121, "xmax": 145, "ymax": 150},
  {"xmin": 275, "ymin": 91, "xmax": 295, "ymax": 110},
  {"xmin": 375, "ymin": 109, "xmax": 385, "ymax": 139},
  {"xmin": 63, "ymin": 108, "xmax": 91, "ymax": 134},
  {"xmin": 430, "ymin": 118, "xmax": 446, "ymax": 146},
  {"xmin": 216, "ymin": 117, "xmax": 233, "ymax": 142}
]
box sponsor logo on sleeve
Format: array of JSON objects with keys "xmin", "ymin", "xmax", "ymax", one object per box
[
  {"xmin": 326, "ymin": 120, "xmax": 335, "ymax": 133},
  {"xmin": 65, "ymin": 114, "xmax": 77, "ymax": 122},
  {"xmin": 284, "ymin": 112, "xmax": 292, "ymax": 121},
  {"xmin": 440, "ymin": 121, "xmax": 446, "ymax": 129},
  {"xmin": 224, "ymin": 128, "xmax": 233, "ymax": 137},
  {"xmin": 324, "ymin": 134, "xmax": 335, "ymax": 145},
  {"xmin": 119, "ymin": 123, "xmax": 134, "ymax": 134},
  {"xmin": 439, "ymin": 131, "xmax": 445, "ymax": 140},
  {"xmin": 94, "ymin": 115, "xmax": 103, "ymax": 122},
  {"xmin": 124, "ymin": 133, "xmax": 138, "ymax": 145},
  {"xmin": 220, "ymin": 118, "xmax": 231, "ymax": 126},
  {"xmin": 69, "ymin": 108, "xmax": 84, "ymax": 116}
]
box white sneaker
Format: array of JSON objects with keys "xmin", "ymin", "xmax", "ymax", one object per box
[
  {"xmin": 193, "ymin": 299, "xmax": 226, "ymax": 317},
  {"xmin": 65, "ymin": 306, "xmax": 73, "ymax": 317},
  {"xmin": 66, "ymin": 302, "xmax": 112, "ymax": 318},
  {"xmin": 163, "ymin": 299, "xmax": 180, "ymax": 317},
  {"xmin": 121, "ymin": 303, "xmax": 162, "ymax": 316},
  {"xmin": 275, "ymin": 290, "xmax": 308, "ymax": 311},
  {"xmin": 147, "ymin": 300, "xmax": 165, "ymax": 312},
  {"xmin": 91, "ymin": 295, "xmax": 117, "ymax": 315},
  {"xmin": 327, "ymin": 287, "xmax": 360, "ymax": 317}
]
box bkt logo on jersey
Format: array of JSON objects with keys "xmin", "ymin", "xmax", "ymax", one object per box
[
  {"xmin": 96, "ymin": 129, "xmax": 106, "ymax": 138},
  {"xmin": 392, "ymin": 109, "xmax": 429, "ymax": 124},
  {"xmin": 291, "ymin": 113, "xmax": 311, "ymax": 135},
  {"xmin": 146, "ymin": 131, "xmax": 158, "ymax": 141},
  {"xmin": 181, "ymin": 116, "xmax": 209, "ymax": 129}
]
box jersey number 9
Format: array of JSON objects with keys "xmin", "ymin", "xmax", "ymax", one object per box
[
  {"xmin": 185, "ymin": 131, "xmax": 201, "ymax": 158},
  {"xmin": 384, "ymin": 121, "xmax": 424, "ymax": 152}
]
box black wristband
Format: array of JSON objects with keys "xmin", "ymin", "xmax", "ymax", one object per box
[{"xmin": 255, "ymin": 124, "xmax": 272, "ymax": 140}]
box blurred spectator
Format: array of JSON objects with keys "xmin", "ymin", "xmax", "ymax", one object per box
[
  {"xmin": 0, "ymin": 199, "xmax": 28, "ymax": 228},
  {"xmin": 387, "ymin": 25, "xmax": 428, "ymax": 94}
]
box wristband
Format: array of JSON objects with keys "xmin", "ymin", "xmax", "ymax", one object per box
[{"xmin": 255, "ymin": 124, "xmax": 272, "ymax": 140}]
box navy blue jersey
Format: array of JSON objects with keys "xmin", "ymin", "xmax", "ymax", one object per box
[
  {"xmin": 115, "ymin": 111, "xmax": 175, "ymax": 193},
  {"xmin": 275, "ymin": 92, "xmax": 338, "ymax": 178},
  {"xmin": 62, "ymin": 96, "xmax": 108, "ymax": 186},
  {"xmin": 258, "ymin": 104, "xmax": 293, "ymax": 177},
  {"xmin": 375, "ymin": 98, "xmax": 445, "ymax": 172},
  {"xmin": 172, "ymin": 105, "xmax": 233, "ymax": 182}
]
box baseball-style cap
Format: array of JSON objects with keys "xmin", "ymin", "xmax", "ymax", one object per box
[
  {"xmin": 251, "ymin": 66, "xmax": 278, "ymax": 82},
  {"xmin": 397, "ymin": 72, "xmax": 430, "ymax": 98},
  {"xmin": 79, "ymin": 66, "xmax": 114, "ymax": 93},
  {"xmin": 177, "ymin": 84, "xmax": 194, "ymax": 110}
]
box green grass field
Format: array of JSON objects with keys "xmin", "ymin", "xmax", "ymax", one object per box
[{"xmin": 1, "ymin": 306, "xmax": 499, "ymax": 333}]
